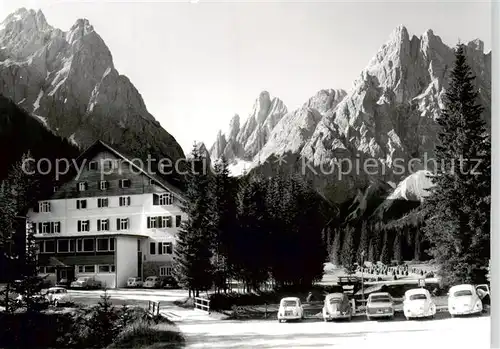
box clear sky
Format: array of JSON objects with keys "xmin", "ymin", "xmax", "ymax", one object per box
[{"xmin": 0, "ymin": 0, "xmax": 492, "ymax": 154}]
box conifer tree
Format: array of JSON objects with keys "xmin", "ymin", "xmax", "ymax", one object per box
[
  {"xmin": 393, "ymin": 232, "xmax": 403, "ymax": 264},
  {"xmin": 357, "ymin": 221, "xmax": 369, "ymax": 264},
  {"xmin": 341, "ymin": 225, "xmax": 356, "ymax": 274},
  {"xmin": 330, "ymin": 229, "xmax": 342, "ymax": 266},
  {"xmin": 423, "ymin": 44, "xmax": 490, "ymax": 285},
  {"xmin": 380, "ymin": 230, "xmax": 391, "ymax": 265},
  {"xmin": 173, "ymin": 145, "xmax": 214, "ymax": 297}
]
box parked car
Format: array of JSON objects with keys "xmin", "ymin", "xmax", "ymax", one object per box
[
  {"xmin": 143, "ymin": 276, "xmax": 162, "ymax": 288},
  {"xmin": 127, "ymin": 277, "xmax": 144, "ymax": 288},
  {"xmin": 322, "ymin": 293, "xmax": 352, "ymax": 321},
  {"xmin": 403, "ymin": 288, "xmax": 436, "ymax": 320},
  {"xmin": 277, "ymin": 297, "xmax": 304, "ymax": 323},
  {"xmin": 45, "ymin": 287, "xmax": 73, "ymax": 306},
  {"xmin": 366, "ymin": 292, "xmax": 394, "ymax": 320},
  {"xmin": 161, "ymin": 276, "xmax": 179, "ymax": 289},
  {"xmin": 70, "ymin": 276, "xmax": 102, "ymax": 289},
  {"xmin": 448, "ymin": 284, "xmax": 483, "ymax": 317},
  {"xmin": 56, "ymin": 278, "xmax": 73, "ymax": 288}
]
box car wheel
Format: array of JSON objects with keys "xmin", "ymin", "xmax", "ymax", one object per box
[{"xmin": 348, "ymin": 314, "xmax": 352, "ymax": 321}]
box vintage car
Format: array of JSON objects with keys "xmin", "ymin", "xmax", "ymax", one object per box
[
  {"xmin": 366, "ymin": 292, "xmax": 394, "ymax": 320},
  {"xmin": 448, "ymin": 284, "xmax": 483, "ymax": 317},
  {"xmin": 322, "ymin": 293, "xmax": 352, "ymax": 321},
  {"xmin": 143, "ymin": 276, "xmax": 162, "ymax": 288},
  {"xmin": 70, "ymin": 276, "xmax": 102, "ymax": 289},
  {"xmin": 403, "ymin": 288, "xmax": 436, "ymax": 320},
  {"xmin": 55, "ymin": 278, "xmax": 73, "ymax": 288},
  {"xmin": 127, "ymin": 277, "xmax": 144, "ymax": 288},
  {"xmin": 15, "ymin": 293, "xmax": 50, "ymax": 310},
  {"xmin": 277, "ymin": 297, "xmax": 304, "ymax": 322},
  {"xmin": 45, "ymin": 287, "xmax": 73, "ymax": 306}
]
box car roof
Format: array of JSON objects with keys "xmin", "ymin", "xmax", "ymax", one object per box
[
  {"xmin": 48, "ymin": 287, "xmax": 66, "ymax": 291},
  {"xmin": 405, "ymin": 288, "xmax": 430, "ymax": 295},
  {"xmin": 281, "ymin": 297, "xmax": 300, "ymax": 301},
  {"xmin": 449, "ymin": 284, "xmax": 475, "ymax": 291},
  {"xmin": 325, "ymin": 293, "xmax": 344, "ymax": 298},
  {"xmin": 369, "ymin": 292, "xmax": 391, "ymax": 297}
]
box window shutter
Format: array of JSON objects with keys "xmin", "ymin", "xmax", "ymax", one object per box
[
  {"xmin": 34, "ymin": 203, "xmax": 39, "ymax": 212},
  {"xmin": 158, "ymin": 242, "xmax": 163, "ymax": 255},
  {"xmin": 38, "ymin": 222, "xmax": 42, "ymax": 233},
  {"xmin": 86, "ymin": 220, "xmax": 90, "ymax": 231},
  {"xmin": 76, "ymin": 183, "xmax": 80, "ymax": 191},
  {"xmin": 50, "ymin": 222, "xmax": 54, "ymax": 233},
  {"xmin": 97, "ymin": 219, "xmax": 101, "ymax": 231},
  {"xmin": 84, "ymin": 182, "xmax": 88, "ymax": 190},
  {"xmin": 116, "ymin": 218, "xmax": 121, "ymax": 231},
  {"xmin": 156, "ymin": 216, "xmax": 161, "ymax": 228},
  {"xmin": 77, "ymin": 200, "xmax": 80, "ymax": 209},
  {"xmin": 127, "ymin": 196, "xmax": 131, "ymax": 206},
  {"xmin": 153, "ymin": 194, "xmax": 159, "ymax": 205},
  {"xmin": 147, "ymin": 217, "xmax": 151, "ymax": 229}
]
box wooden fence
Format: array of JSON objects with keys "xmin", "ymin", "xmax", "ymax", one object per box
[
  {"xmin": 194, "ymin": 297, "xmax": 211, "ymax": 313},
  {"xmin": 147, "ymin": 300, "xmax": 160, "ymax": 318}
]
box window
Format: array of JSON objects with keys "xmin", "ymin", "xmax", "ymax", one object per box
[
  {"xmin": 97, "ymin": 198, "xmax": 109, "ymax": 208},
  {"xmin": 53, "ymin": 186, "xmax": 58, "ymax": 193},
  {"xmin": 89, "ymin": 161, "xmax": 98, "ymax": 170},
  {"xmin": 97, "ymin": 238, "xmax": 114, "ymax": 252},
  {"xmin": 97, "ymin": 219, "xmax": 109, "ymax": 231},
  {"xmin": 161, "ymin": 242, "xmax": 173, "ymax": 255},
  {"xmin": 159, "ymin": 266, "xmax": 172, "ymax": 276},
  {"xmin": 176, "ymin": 215, "xmax": 182, "ymax": 227},
  {"xmin": 76, "ymin": 199, "xmax": 87, "ymax": 209},
  {"xmin": 57, "ymin": 239, "xmax": 74, "ymax": 253},
  {"xmin": 119, "ymin": 196, "xmax": 131, "ymax": 206},
  {"xmin": 98, "ymin": 265, "xmax": 115, "ymax": 273},
  {"xmin": 77, "ymin": 220, "xmax": 90, "ymax": 232},
  {"xmin": 150, "ymin": 242, "xmax": 156, "ymax": 255},
  {"xmin": 45, "ymin": 240, "xmax": 55, "ymax": 253},
  {"xmin": 42, "ymin": 222, "xmax": 50, "ymax": 234},
  {"xmin": 149, "ymin": 179, "xmax": 155, "ymax": 185},
  {"xmin": 153, "ymin": 193, "xmax": 173, "ymax": 206},
  {"xmin": 77, "ymin": 238, "xmax": 94, "ymax": 252},
  {"xmin": 78, "ymin": 182, "xmax": 87, "ymax": 192},
  {"xmin": 82, "ymin": 238, "xmax": 94, "ymax": 252},
  {"xmin": 147, "ymin": 217, "xmax": 157, "ymax": 229},
  {"xmin": 52, "ymin": 222, "xmax": 61, "ymax": 233},
  {"xmin": 78, "ymin": 265, "xmax": 95, "ymax": 273},
  {"xmin": 119, "ymin": 179, "xmax": 131, "ymax": 188},
  {"xmin": 103, "ymin": 159, "xmax": 119, "ymax": 170},
  {"xmin": 39, "ymin": 201, "xmax": 51, "ymax": 212},
  {"xmin": 100, "ymin": 181, "xmax": 109, "ymax": 190},
  {"xmin": 117, "ymin": 218, "xmax": 129, "ymax": 230}
]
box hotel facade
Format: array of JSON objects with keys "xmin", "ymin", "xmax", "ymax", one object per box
[{"xmin": 27, "ymin": 141, "xmax": 186, "ymax": 288}]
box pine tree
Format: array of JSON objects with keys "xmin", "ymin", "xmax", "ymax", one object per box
[
  {"xmin": 380, "ymin": 230, "xmax": 391, "ymax": 265},
  {"xmin": 357, "ymin": 221, "xmax": 369, "ymax": 265},
  {"xmin": 393, "ymin": 232, "xmax": 403, "ymax": 264},
  {"xmin": 209, "ymin": 157, "xmax": 238, "ymax": 293},
  {"xmin": 423, "ymin": 44, "xmax": 490, "ymax": 285},
  {"xmin": 173, "ymin": 144, "xmax": 214, "ymax": 297},
  {"xmin": 368, "ymin": 240, "xmax": 376, "ymax": 263},
  {"xmin": 330, "ymin": 229, "xmax": 342, "ymax": 266},
  {"xmin": 341, "ymin": 225, "xmax": 356, "ymax": 275}
]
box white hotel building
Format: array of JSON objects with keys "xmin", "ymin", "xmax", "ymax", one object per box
[{"xmin": 27, "ymin": 141, "xmax": 186, "ymax": 288}]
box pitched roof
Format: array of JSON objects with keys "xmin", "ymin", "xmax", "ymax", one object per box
[{"xmin": 76, "ymin": 140, "xmax": 185, "ymax": 200}]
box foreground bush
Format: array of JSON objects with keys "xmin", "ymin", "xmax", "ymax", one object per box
[{"xmin": 108, "ymin": 320, "xmax": 185, "ymax": 349}]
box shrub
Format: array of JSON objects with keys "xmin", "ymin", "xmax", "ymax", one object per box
[{"xmin": 108, "ymin": 320, "xmax": 185, "ymax": 349}]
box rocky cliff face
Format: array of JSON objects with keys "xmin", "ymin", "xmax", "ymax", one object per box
[
  {"xmin": 212, "ymin": 26, "xmax": 490, "ymax": 197},
  {"xmin": 0, "ymin": 8, "xmax": 185, "ymax": 167},
  {"xmin": 209, "ymin": 91, "xmax": 288, "ymax": 164}
]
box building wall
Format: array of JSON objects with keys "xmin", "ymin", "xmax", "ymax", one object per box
[
  {"xmin": 116, "ymin": 236, "xmax": 138, "ymax": 287},
  {"xmin": 26, "ymin": 146, "xmax": 187, "ymax": 288}
]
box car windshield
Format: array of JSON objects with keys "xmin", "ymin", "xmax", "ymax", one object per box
[
  {"xmin": 77, "ymin": 278, "xmax": 88, "ymax": 281},
  {"xmin": 409, "ymin": 294, "xmax": 427, "ymax": 301},
  {"xmin": 370, "ymin": 296, "xmax": 391, "ymax": 303},
  {"xmin": 146, "ymin": 277, "xmax": 155, "ymax": 281},
  {"xmin": 282, "ymin": 300, "xmax": 297, "ymax": 307},
  {"xmin": 55, "ymin": 289, "xmax": 67, "ymax": 294},
  {"xmin": 454, "ymin": 290, "xmax": 472, "ymax": 297}
]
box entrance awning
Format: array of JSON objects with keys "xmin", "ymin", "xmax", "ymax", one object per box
[{"xmin": 49, "ymin": 257, "xmax": 69, "ymax": 267}]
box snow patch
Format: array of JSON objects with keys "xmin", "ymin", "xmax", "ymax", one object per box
[
  {"xmin": 68, "ymin": 133, "xmax": 78, "ymax": 146},
  {"xmin": 18, "ymin": 98, "xmax": 26, "ymax": 104},
  {"xmin": 33, "ymin": 89, "xmax": 44, "ymax": 112},
  {"xmin": 103, "ymin": 66, "xmax": 111, "ymax": 78},
  {"xmin": 64, "ymin": 98, "xmax": 67, "ymax": 103},
  {"xmin": 48, "ymin": 57, "xmax": 72, "ymax": 96},
  {"xmin": 33, "ymin": 114, "xmax": 48, "ymax": 127},
  {"xmin": 228, "ymin": 160, "xmax": 254, "ymax": 177},
  {"xmin": 387, "ymin": 170, "xmax": 434, "ymax": 202}
]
